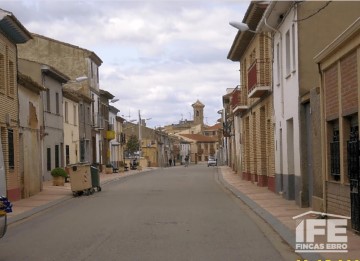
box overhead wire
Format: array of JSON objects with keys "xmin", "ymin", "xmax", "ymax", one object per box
[{"xmin": 293, "ymin": 1, "xmax": 332, "ymax": 22}]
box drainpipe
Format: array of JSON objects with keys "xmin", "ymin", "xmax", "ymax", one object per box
[{"xmin": 317, "ymin": 62, "xmax": 327, "ymax": 213}]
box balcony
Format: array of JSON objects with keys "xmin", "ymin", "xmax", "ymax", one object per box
[
  {"xmin": 247, "ymin": 59, "xmax": 271, "ymax": 98},
  {"xmin": 106, "ymin": 130, "xmax": 116, "ymax": 140},
  {"xmin": 231, "ymin": 87, "xmax": 248, "ymax": 114},
  {"xmin": 92, "ymin": 114, "xmax": 104, "ymax": 129}
]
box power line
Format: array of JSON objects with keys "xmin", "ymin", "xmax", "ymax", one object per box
[{"xmin": 294, "ymin": 1, "xmax": 332, "ymax": 22}]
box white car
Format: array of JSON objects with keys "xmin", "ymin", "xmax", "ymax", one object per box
[{"xmin": 207, "ymin": 157, "xmax": 217, "ymax": 167}]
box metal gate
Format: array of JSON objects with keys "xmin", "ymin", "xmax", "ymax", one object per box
[{"xmin": 347, "ymin": 125, "xmax": 360, "ymax": 231}]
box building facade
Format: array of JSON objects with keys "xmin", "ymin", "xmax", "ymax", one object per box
[
  {"xmin": 0, "ymin": 10, "xmax": 32, "ymax": 201},
  {"xmin": 265, "ymin": 1, "xmax": 360, "ymax": 208},
  {"xmin": 18, "ymin": 71, "xmax": 45, "ymax": 198},
  {"xmin": 63, "ymin": 88, "xmax": 80, "ymax": 165},
  {"xmin": 17, "ymin": 33, "xmax": 103, "ymax": 166},
  {"xmin": 228, "ymin": 1, "xmax": 275, "ymax": 191},
  {"xmin": 315, "ymin": 18, "xmax": 360, "ymax": 230}
]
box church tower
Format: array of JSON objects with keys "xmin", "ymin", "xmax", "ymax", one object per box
[{"xmin": 192, "ymin": 100, "xmax": 205, "ymax": 125}]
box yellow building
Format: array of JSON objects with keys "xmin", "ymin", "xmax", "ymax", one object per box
[{"xmin": 63, "ymin": 88, "xmax": 80, "ymax": 165}]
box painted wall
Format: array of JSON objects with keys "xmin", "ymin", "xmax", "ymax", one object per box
[
  {"xmin": 63, "ymin": 96, "xmax": 79, "ymax": 165},
  {"xmin": 18, "ymin": 84, "xmax": 43, "ymax": 198},
  {"xmin": 273, "ymin": 7, "xmax": 300, "ymax": 200}
]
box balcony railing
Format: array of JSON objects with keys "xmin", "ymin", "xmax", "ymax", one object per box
[
  {"xmin": 106, "ymin": 130, "xmax": 116, "ymax": 140},
  {"xmin": 231, "ymin": 87, "xmax": 248, "ymax": 114},
  {"xmin": 247, "ymin": 59, "xmax": 271, "ymax": 98},
  {"xmin": 93, "ymin": 114, "xmax": 104, "ymax": 129}
]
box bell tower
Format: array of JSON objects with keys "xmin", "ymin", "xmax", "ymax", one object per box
[{"xmin": 192, "ymin": 100, "xmax": 205, "ymax": 125}]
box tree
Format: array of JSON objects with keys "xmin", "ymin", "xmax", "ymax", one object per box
[{"xmin": 126, "ymin": 134, "xmax": 139, "ymax": 156}]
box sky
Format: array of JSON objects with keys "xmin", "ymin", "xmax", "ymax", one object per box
[{"xmin": 1, "ymin": 0, "xmax": 250, "ymax": 128}]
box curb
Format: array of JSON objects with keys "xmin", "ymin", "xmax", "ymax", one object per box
[
  {"xmin": 7, "ymin": 168, "xmax": 155, "ymax": 226},
  {"xmin": 217, "ymin": 168, "xmax": 322, "ymax": 261}
]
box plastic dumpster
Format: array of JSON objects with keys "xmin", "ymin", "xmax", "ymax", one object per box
[
  {"xmin": 90, "ymin": 166, "xmax": 101, "ymax": 192},
  {"xmin": 68, "ymin": 163, "xmax": 92, "ymax": 197}
]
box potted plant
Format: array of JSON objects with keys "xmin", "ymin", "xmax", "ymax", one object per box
[
  {"xmin": 51, "ymin": 167, "xmax": 68, "ymax": 186},
  {"xmin": 105, "ymin": 163, "xmax": 113, "ymax": 174}
]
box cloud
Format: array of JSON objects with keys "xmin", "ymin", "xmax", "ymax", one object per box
[{"xmin": 2, "ymin": 0, "xmax": 249, "ymax": 127}]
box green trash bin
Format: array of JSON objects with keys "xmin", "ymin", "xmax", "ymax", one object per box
[{"xmin": 91, "ymin": 166, "xmax": 101, "ymax": 192}]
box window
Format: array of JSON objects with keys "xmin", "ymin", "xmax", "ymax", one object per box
[
  {"xmin": 0, "ymin": 52, "xmax": 4, "ymax": 93},
  {"xmin": 65, "ymin": 145, "xmax": 70, "ymax": 165},
  {"xmin": 47, "ymin": 148, "xmax": 51, "ymax": 171},
  {"xmin": 330, "ymin": 121, "xmax": 340, "ymax": 181},
  {"xmin": 79, "ymin": 103, "xmax": 83, "ymax": 124},
  {"xmin": 55, "ymin": 92, "xmax": 60, "ymax": 115},
  {"xmin": 64, "ymin": 101, "xmax": 68, "ymax": 123},
  {"xmin": 276, "ymin": 43, "xmax": 280, "ymax": 85},
  {"xmin": 285, "ymin": 30, "xmax": 290, "ymax": 76},
  {"xmin": 80, "ymin": 140, "xmax": 85, "ymax": 162},
  {"xmin": 346, "ymin": 115, "xmax": 358, "ymax": 183},
  {"xmin": 291, "ymin": 24, "xmax": 296, "ymax": 72},
  {"xmin": 90, "ymin": 61, "xmax": 93, "ymax": 78},
  {"xmin": 55, "ymin": 145, "xmax": 59, "ymax": 168},
  {"xmin": 73, "ymin": 104, "xmax": 77, "ymax": 125},
  {"xmin": 7, "ymin": 129, "xmax": 14, "ymax": 169},
  {"xmin": 8, "ymin": 59, "xmax": 15, "ymax": 96},
  {"xmin": 46, "ymin": 89, "xmax": 50, "ymax": 112}
]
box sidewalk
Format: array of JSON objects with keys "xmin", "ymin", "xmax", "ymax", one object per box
[
  {"xmin": 7, "ymin": 167, "xmax": 154, "ymax": 225},
  {"xmin": 6, "ymin": 165, "xmax": 360, "ymax": 260},
  {"xmin": 218, "ymin": 166, "xmax": 360, "ymax": 261}
]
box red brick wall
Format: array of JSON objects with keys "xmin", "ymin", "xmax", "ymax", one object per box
[
  {"xmin": 324, "ymin": 64, "xmax": 339, "ymax": 120},
  {"xmin": 341, "ymin": 51, "xmax": 358, "ymax": 116}
]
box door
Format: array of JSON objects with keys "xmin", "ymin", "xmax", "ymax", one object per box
[{"xmin": 348, "ymin": 122, "xmax": 359, "ymax": 231}]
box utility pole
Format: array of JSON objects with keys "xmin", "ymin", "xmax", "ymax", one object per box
[{"xmin": 138, "ymin": 109, "xmax": 141, "ymax": 158}]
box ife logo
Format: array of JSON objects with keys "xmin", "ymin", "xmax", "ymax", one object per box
[{"xmin": 293, "ymin": 211, "xmax": 350, "ymax": 253}]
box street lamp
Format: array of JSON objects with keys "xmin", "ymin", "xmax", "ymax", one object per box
[
  {"xmin": 110, "ymin": 98, "xmax": 119, "ymax": 103},
  {"xmin": 63, "ymin": 75, "xmax": 88, "ymax": 89},
  {"xmin": 229, "ymin": 21, "xmax": 273, "ymax": 41},
  {"xmin": 73, "ymin": 75, "xmax": 88, "ymax": 83},
  {"xmin": 229, "ymin": 21, "xmax": 257, "ymax": 33}
]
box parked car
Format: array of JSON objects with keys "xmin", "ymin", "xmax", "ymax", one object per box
[{"xmin": 207, "ymin": 157, "xmax": 217, "ymax": 167}]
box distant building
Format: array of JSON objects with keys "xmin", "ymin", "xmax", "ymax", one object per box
[
  {"xmin": 164, "ymin": 100, "xmax": 205, "ymax": 134},
  {"xmin": 178, "ymin": 134, "xmax": 218, "ymax": 163}
]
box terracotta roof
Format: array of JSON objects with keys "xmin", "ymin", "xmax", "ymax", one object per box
[
  {"xmin": 205, "ymin": 123, "xmax": 221, "ymax": 131},
  {"xmin": 179, "ymin": 134, "xmax": 217, "ymax": 142}
]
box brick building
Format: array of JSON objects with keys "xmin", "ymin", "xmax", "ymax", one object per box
[
  {"xmin": 0, "ymin": 9, "xmax": 32, "ymax": 201},
  {"xmin": 227, "ymin": 2, "xmax": 276, "ymax": 191},
  {"xmin": 315, "ymin": 18, "xmax": 360, "ymax": 230}
]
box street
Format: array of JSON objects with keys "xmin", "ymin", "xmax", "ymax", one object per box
[{"xmin": 0, "ymin": 164, "xmax": 299, "ymax": 261}]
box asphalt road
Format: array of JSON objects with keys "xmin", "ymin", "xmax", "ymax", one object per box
[{"xmin": 0, "ymin": 164, "xmax": 298, "ymax": 261}]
